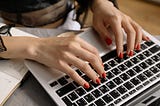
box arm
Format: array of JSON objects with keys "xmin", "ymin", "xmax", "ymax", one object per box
[{"xmin": 0, "ymin": 33, "xmax": 106, "ymax": 88}]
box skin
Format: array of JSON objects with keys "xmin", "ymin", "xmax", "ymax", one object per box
[{"xmin": 0, "ymin": 0, "xmax": 150, "ymax": 88}]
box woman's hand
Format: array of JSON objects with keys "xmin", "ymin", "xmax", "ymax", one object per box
[
  {"xmin": 27, "ymin": 32, "xmax": 105, "ymax": 88},
  {"xmin": 91, "ymin": 0, "xmax": 149, "ymax": 58}
]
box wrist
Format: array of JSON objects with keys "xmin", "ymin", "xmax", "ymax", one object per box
[{"xmin": 0, "ymin": 36, "xmax": 40, "ymax": 59}]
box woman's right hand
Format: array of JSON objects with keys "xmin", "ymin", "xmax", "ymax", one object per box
[{"xmin": 26, "ymin": 32, "xmax": 106, "ymax": 88}]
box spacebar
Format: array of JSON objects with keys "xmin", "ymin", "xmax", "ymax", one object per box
[{"xmin": 56, "ymin": 83, "xmax": 76, "ymax": 97}]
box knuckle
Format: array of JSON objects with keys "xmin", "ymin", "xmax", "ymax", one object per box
[
  {"xmin": 128, "ymin": 29, "xmax": 136, "ymax": 37},
  {"xmin": 67, "ymin": 41, "xmax": 76, "ymax": 50},
  {"xmin": 88, "ymin": 55, "xmax": 97, "ymax": 63}
]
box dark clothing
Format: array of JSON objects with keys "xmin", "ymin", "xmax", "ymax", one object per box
[{"xmin": 0, "ymin": 0, "xmax": 60, "ymax": 13}]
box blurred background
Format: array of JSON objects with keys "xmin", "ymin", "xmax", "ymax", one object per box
[{"xmin": 83, "ymin": 0, "xmax": 160, "ymax": 35}]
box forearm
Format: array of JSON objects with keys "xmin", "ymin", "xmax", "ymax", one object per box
[{"xmin": 0, "ymin": 36, "xmax": 39, "ymax": 59}]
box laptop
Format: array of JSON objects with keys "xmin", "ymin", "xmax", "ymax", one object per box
[{"xmin": 25, "ymin": 28, "xmax": 160, "ymax": 106}]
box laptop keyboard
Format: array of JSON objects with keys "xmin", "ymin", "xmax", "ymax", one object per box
[{"xmin": 50, "ymin": 40, "xmax": 160, "ymax": 106}]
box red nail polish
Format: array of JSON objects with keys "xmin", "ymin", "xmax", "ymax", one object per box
[
  {"xmin": 96, "ymin": 78, "xmax": 101, "ymax": 84},
  {"xmin": 105, "ymin": 38, "xmax": 112, "ymax": 45},
  {"xmin": 146, "ymin": 37, "xmax": 150, "ymax": 41},
  {"xmin": 136, "ymin": 43, "xmax": 141, "ymax": 50},
  {"xmin": 84, "ymin": 83, "xmax": 90, "ymax": 89},
  {"xmin": 102, "ymin": 73, "xmax": 106, "ymax": 78},
  {"xmin": 129, "ymin": 50, "xmax": 134, "ymax": 56},
  {"xmin": 118, "ymin": 52, "xmax": 124, "ymax": 59}
]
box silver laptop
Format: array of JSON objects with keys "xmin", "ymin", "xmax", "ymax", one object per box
[{"xmin": 25, "ymin": 28, "xmax": 160, "ymax": 106}]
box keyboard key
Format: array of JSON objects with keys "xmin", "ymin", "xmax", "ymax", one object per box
[
  {"xmin": 104, "ymin": 63, "xmax": 111, "ymax": 71},
  {"xmin": 144, "ymin": 41, "xmax": 154, "ymax": 47},
  {"xmin": 120, "ymin": 73, "xmax": 130, "ymax": 81},
  {"xmin": 126, "ymin": 69, "xmax": 136, "ymax": 77},
  {"xmin": 68, "ymin": 91, "xmax": 78, "ymax": 101},
  {"xmin": 145, "ymin": 58, "xmax": 155, "ymax": 65},
  {"xmin": 124, "ymin": 81, "xmax": 134, "ymax": 90},
  {"xmin": 106, "ymin": 81, "xmax": 116, "ymax": 89},
  {"xmin": 113, "ymin": 77, "xmax": 123, "ymax": 85},
  {"xmin": 143, "ymin": 81, "xmax": 150, "ymax": 86},
  {"xmin": 99, "ymin": 85, "xmax": 109, "ymax": 93},
  {"xmin": 75, "ymin": 69, "xmax": 83, "ymax": 76},
  {"xmin": 84, "ymin": 93, "xmax": 95, "ymax": 103},
  {"xmin": 114, "ymin": 57, "xmax": 124, "ymax": 63},
  {"xmin": 117, "ymin": 85, "xmax": 127, "ymax": 94},
  {"xmin": 49, "ymin": 81, "xmax": 58, "ymax": 87},
  {"xmin": 92, "ymin": 89, "xmax": 102, "ymax": 98},
  {"xmin": 136, "ymin": 85, "xmax": 143, "ymax": 90},
  {"xmin": 101, "ymin": 77, "xmax": 108, "ymax": 83},
  {"xmin": 109, "ymin": 90, "xmax": 120, "ymax": 99},
  {"xmin": 139, "ymin": 62, "xmax": 149, "ymax": 69},
  {"xmin": 73, "ymin": 81, "xmax": 80, "ymax": 87},
  {"xmin": 90, "ymin": 81, "xmax": 100, "ymax": 88},
  {"xmin": 150, "ymin": 66, "xmax": 160, "ymax": 74},
  {"xmin": 107, "ymin": 71, "xmax": 115, "ymax": 79},
  {"xmin": 142, "ymin": 50, "xmax": 152, "ymax": 57},
  {"xmin": 75, "ymin": 87, "xmax": 86, "ymax": 96},
  {"xmin": 58, "ymin": 77, "xmax": 68, "ymax": 86},
  {"xmin": 82, "ymin": 75, "xmax": 91, "ymax": 82},
  {"xmin": 111, "ymin": 68, "xmax": 121, "ymax": 75},
  {"xmin": 122, "ymin": 93, "xmax": 129, "ymax": 100},
  {"xmin": 124, "ymin": 60, "xmax": 134, "ymax": 68},
  {"xmin": 108, "ymin": 60, "xmax": 118, "ymax": 67},
  {"xmin": 130, "ymin": 57, "xmax": 140, "ymax": 64},
  {"xmin": 114, "ymin": 98, "xmax": 122, "ymax": 104},
  {"xmin": 95, "ymin": 99, "xmax": 106, "ymax": 106},
  {"xmin": 143, "ymin": 70, "xmax": 154, "ymax": 78},
  {"xmin": 123, "ymin": 53, "xmax": 129, "ymax": 60},
  {"xmin": 102, "ymin": 94, "xmax": 113, "ymax": 103},
  {"xmin": 108, "ymin": 103, "xmax": 115, "ymax": 106},
  {"xmin": 156, "ymin": 62, "xmax": 160, "ymax": 69},
  {"xmin": 129, "ymin": 89, "xmax": 136, "ymax": 95},
  {"xmin": 130, "ymin": 77, "xmax": 141, "ymax": 86},
  {"xmin": 137, "ymin": 54, "xmax": 146, "ymax": 60},
  {"xmin": 151, "ymin": 55, "xmax": 160, "ymax": 62},
  {"xmin": 62, "ymin": 96, "xmax": 74, "ymax": 106},
  {"xmin": 150, "ymin": 77, "xmax": 157, "ymax": 82},
  {"xmin": 149, "ymin": 45, "xmax": 160, "ymax": 53},
  {"xmin": 89, "ymin": 103, "xmax": 96, "ymax": 106},
  {"xmin": 76, "ymin": 98, "xmax": 87, "ymax": 106},
  {"xmin": 133, "ymin": 66, "xmax": 143, "ymax": 73},
  {"xmin": 85, "ymin": 85, "xmax": 94, "ymax": 92},
  {"xmin": 102, "ymin": 50, "xmax": 117, "ymax": 62},
  {"xmin": 118, "ymin": 64, "xmax": 128, "ymax": 72},
  {"xmin": 137, "ymin": 73, "xmax": 147, "ymax": 82},
  {"xmin": 56, "ymin": 83, "xmax": 76, "ymax": 97},
  {"xmin": 141, "ymin": 43, "xmax": 148, "ymax": 50}
]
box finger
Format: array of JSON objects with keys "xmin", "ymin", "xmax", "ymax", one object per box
[
  {"xmin": 77, "ymin": 37, "xmax": 102, "ymax": 63},
  {"xmin": 122, "ymin": 19, "xmax": 136, "ymax": 56},
  {"xmin": 142, "ymin": 31, "xmax": 150, "ymax": 41},
  {"xmin": 110, "ymin": 20, "xmax": 124, "ymax": 58},
  {"xmin": 60, "ymin": 62, "xmax": 90, "ymax": 88},
  {"xmin": 63, "ymin": 53, "xmax": 100, "ymax": 83},
  {"xmin": 130, "ymin": 20, "xmax": 143, "ymax": 50},
  {"xmin": 70, "ymin": 45, "xmax": 105, "ymax": 79},
  {"xmin": 94, "ymin": 22, "xmax": 112, "ymax": 46}
]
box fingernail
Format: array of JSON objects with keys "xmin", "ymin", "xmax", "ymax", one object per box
[
  {"xmin": 96, "ymin": 78, "xmax": 101, "ymax": 84},
  {"xmin": 102, "ymin": 72, "xmax": 106, "ymax": 79},
  {"xmin": 146, "ymin": 37, "xmax": 150, "ymax": 41},
  {"xmin": 118, "ymin": 52, "xmax": 124, "ymax": 59},
  {"xmin": 129, "ymin": 50, "xmax": 134, "ymax": 56},
  {"xmin": 84, "ymin": 83, "xmax": 90, "ymax": 89},
  {"xmin": 135, "ymin": 43, "xmax": 141, "ymax": 50},
  {"xmin": 105, "ymin": 38, "xmax": 112, "ymax": 45}
]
